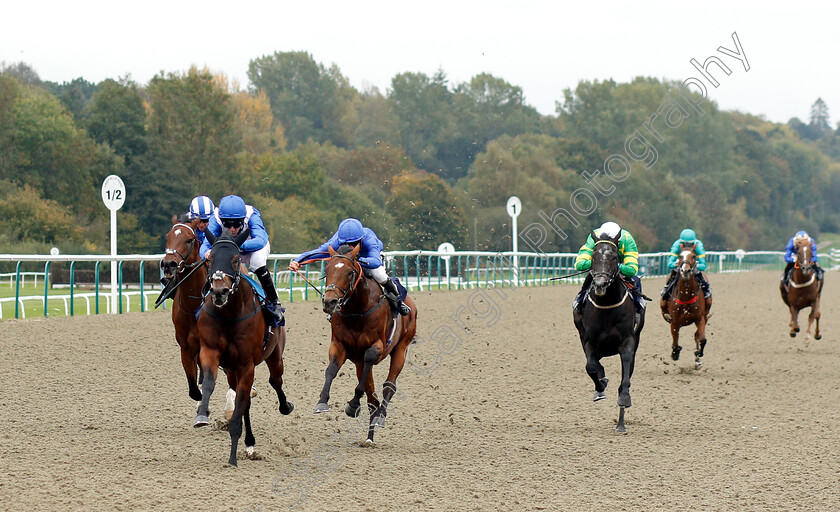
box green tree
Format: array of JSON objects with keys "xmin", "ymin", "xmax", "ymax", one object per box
[{"xmin": 386, "ymin": 170, "xmax": 467, "ymax": 249}]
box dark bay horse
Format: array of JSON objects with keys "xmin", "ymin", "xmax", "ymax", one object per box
[
  {"xmin": 781, "ymin": 238, "xmax": 823, "ymax": 340},
  {"xmin": 159, "ymin": 218, "xmax": 207, "ymax": 401},
  {"xmin": 660, "ymin": 247, "xmax": 710, "ymax": 366},
  {"xmin": 572, "ymin": 231, "xmax": 643, "ymax": 433},
  {"xmin": 314, "ymin": 243, "xmax": 417, "ymax": 445},
  {"xmin": 195, "ymin": 228, "xmax": 294, "ymax": 467}
]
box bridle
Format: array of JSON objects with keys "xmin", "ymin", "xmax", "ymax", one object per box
[
  {"xmin": 324, "ymin": 253, "xmax": 363, "ymax": 312},
  {"xmin": 207, "ymin": 239, "xmax": 243, "ymax": 308},
  {"xmin": 589, "ymin": 239, "xmax": 619, "ymax": 287},
  {"xmin": 162, "ymin": 223, "xmax": 204, "ymax": 277}
]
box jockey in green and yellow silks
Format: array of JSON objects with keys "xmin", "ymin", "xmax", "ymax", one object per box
[
  {"xmin": 660, "ymin": 228, "xmax": 712, "ymax": 301},
  {"xmin": 572, "ymin": 221, "xmax": 646, "ymax": 314}
]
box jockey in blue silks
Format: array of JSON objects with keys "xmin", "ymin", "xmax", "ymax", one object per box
[
  {"xmin": 187, "ymin": 195, "xmax": 214, "ymax": 244},
  {"xmin": 289, "ymin": 218, "xmax": 411, "ymax": 316},
  {"xmin": 661, "ymin": 228, "xmax": 712, "ymax": 302},
  {"xmin": 199, "ymin": 195, "xmax": 283, "ymax": 327},
  {"xmin": 782, "ymin": 231, "xmax": 823, "ymax": 286}
]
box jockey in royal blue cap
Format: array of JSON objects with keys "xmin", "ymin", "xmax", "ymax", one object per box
[
  {"xmin": 782, "ymin": 230, "xmax": 823, "ymax": 286},
  {"xmin": 187, "ymin": 195, "xmax": 214, "ymax": 244},
  {"xmin": 289, "ymin": 218, "xmax": 411, "ymax": 316},
  {"xmin": 199, "ymin": 195, "xmax": 283, "ymax": 327},
  {"xmin": 660, "ymin": 228, "xmax": 712, "ymax": 303}
]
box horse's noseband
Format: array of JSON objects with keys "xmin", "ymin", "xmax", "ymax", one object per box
[{"xmin": 325, "ymin": 254, "xmax": 361, "ymax": 311}]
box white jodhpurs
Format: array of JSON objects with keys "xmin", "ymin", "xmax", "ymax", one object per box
[
  {"xmin": 367, "ymin": 265, "xmax": 389, "ymax": 284},
  {"xmin": 241, "ymin": 241, "xmax": 270, "ymax": 271}
]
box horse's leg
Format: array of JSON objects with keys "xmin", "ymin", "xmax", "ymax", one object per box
[
  {"xmin": 660, "ymin": 297, "xmax": 670, "ymax": 322},
  {"xmin": 180, "ymin": 348, "xmax": 201, "ymax": 401},
  {"xmin": 670, "ymin": 322, "xmax": 682, "ymax": 361},
  {"xmin": 371, "ymin": 342, "xmax": 409, "ymax": 431},
  {"xmin": 616, "ymin": 335, "xmax": 636, "ymax": 433},
  {"xmin": 227, "ymin": 365, "xmax": 255, "ymax": 467},
  {"xmin": 195, "ymin": 348, "xmax": 221, "ymax": 427},
  {"xmin": 346, "ymin": 346, "xmax": 380, "ymax": 418},
  {"xmin": 315, "ymin": 340, "xmax": 347, "ymax": 413},
  {"xmin": 789, "ymin": 305, "xmax": 800, "ymax": 337},
  {"xmin": 694, "ymin": 315, "xmax": 707, "ymax": 367},
  {"xmin": 814, "ymin": 297, "xmax": 822, "ymax": 340},
  {"xmin": 265, "ymin": 340, "xmax": 294, "ymax": 415},
  {"xmin": 359, "ymin": 366, "xmax": 380, "ymax": 444},
  {"xmin": 583, "ymin": 344, "xmax": 608, "ymax": 401}
]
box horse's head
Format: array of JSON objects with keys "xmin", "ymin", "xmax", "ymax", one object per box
[
  {"xmin": 795, "ymin": 238, "xmax": 814, "ymax": 275},
  {"xmin": 161, "ymin": 217, "xmax": 201, "ymax": 281},
  {"xmin": 205, "ymin": 227, "xmax": 251, "ymax": 308},
  {"xmin": 322, "ymin": 243, "xmax": 362, "ymax": 315},
  {"xmin": 677, "ymin": 245, "xmax": 698, "ymax": 280},
  {"xmin": 590, "ymin": 230, "xmax": 621, "ymax": 296}
]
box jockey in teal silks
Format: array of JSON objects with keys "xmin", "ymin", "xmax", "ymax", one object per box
[
  {"xmin": 782, "ymin": 231, "xmax": 824, "ymax": 287},
  {"xmin": 289, "ymin": 218, "xmax": 411, "ymax": 316},
  {"xmin": 660, "ymin": 228, "xmax": 712, "ymax": 303},
  {"xmin": 199, "ymin": 195, "xmax": 283, "ymax": 327}
]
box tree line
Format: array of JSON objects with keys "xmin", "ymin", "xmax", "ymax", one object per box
[{"xmin": 1, "ymin": 54, "xmax": 839, "ymax": 257}]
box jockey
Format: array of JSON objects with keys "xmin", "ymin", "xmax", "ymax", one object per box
[
  {"xmin": 187, "ymin": 195, "xmax": 214, "ymax": 244},
  {"xmin": 199, "ymin": 195, "xmax": 283, "ymax": 327},
  {"xmin": 660, "ymin": 228, "xmax": 712, "ymax": 301},
  {"xmin": 572, "ymin": 221, "xmax": 646, "ymax": 318},
  {"xmin": 289, "ymin": 218, "xmax": 411, "ymax": 316},
  {"xmin": 782, "ymin": 230, "xmax": 823, "ymax": 286}
]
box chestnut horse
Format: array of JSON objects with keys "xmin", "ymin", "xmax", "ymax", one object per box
[
  {"xmin": 572, "ymin": 230, "xmax": 643, "ymax": 433},
  {"xmin": 194, "ymin": 228, "xmax": 294, "ymax": 467},
  {"xmin": 159, "ymin": 218, "xmax": 207, "ymax": 401},
  {"xmin": 780, "ymin": 238, "xmax": 823, "ymax": 340},
  {"xmin": 660, "ymin": 247, "xmax": 711, "ymax": 367},
  {"xmin": 314, "ymin": 243, "xmax": 417, "ymax": 445}
]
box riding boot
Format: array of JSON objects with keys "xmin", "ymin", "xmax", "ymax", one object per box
[
  {"xmin": 383, "ymin": 278, "xmax": 410, "ymax": 316},
  {"xmin": 572, "ymin": 273, "xmax": 593, "ymax": 314},
  {"xmin": 782, "ymin": 262, "xmax": 794, "ymax": 287},
  {"xmin": 695, "ymin": 273, "xmax": 712, "ymax": 300},
  {"xmin": 255, "ymin": 266, "xmax": 283, "ymax": 327},
  {"xmin": 660, "ymin": 270, "xmax": 677, "ymax": 298}
]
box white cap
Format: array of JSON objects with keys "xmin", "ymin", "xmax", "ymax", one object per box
[{"xmin": 599, "ymin": 222, "xmax": 621, "ymax": 238}]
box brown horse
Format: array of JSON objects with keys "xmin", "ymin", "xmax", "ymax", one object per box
[
  {"xmin": 194, "ymin": 228, "xmax": 294, "ymax": 467},
  {"xmin": 660, "ymin": 247, "xmax": 711, "ymax": 366},
  {"xmin": 314, "ymin": 243, "xmax": 417, "ymax": 445},
  {"xmin": 159, "ymin": 218, "xmax": 207, "ymax": 401},
  {"xmin": 780, "ymin": 238, "xmax": 823, "ymax": 340}
]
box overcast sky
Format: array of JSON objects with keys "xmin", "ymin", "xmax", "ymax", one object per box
[{"xmin": 3, "ymin": 0, "xmax": 838, "ymax": 126}]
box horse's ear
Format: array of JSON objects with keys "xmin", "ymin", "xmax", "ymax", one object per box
[
  {"xmin": 205, "ymin": 230, "xmax": 217, "ymax": 246},
  {"xmin": 350, "ymin": 243, "xmax": 362, "ymax": 258},
  {"xmin": 234, "ymin": 227, "xmax": 251, "ymax": 247},
  {"xmin": 591, "ymin": 230, "xmax": 599, "ymax": 242},
  {"xmin": 611, "ymin": 231, "xmax": 621, "ymax": 245},
  {"xmin": 171, "ymin": 214, "xmax": 178, "ymax": 225},
  {"xmin": 328, "ymin": 245, "xmax": 337, "ymax": 257}
]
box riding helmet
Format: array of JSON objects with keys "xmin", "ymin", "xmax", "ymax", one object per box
[
  {"xmin": 679, "ymin": 228, "xmax": 697, "ymax": 244},
  {"xmin": 218, "ymin": 195, "xmax": 247, "ymax": 220},
  {"xmin": 337, "ymin": 218, "xmax": 365, "ymax": 244},
  {"xmin": 189, "ymin": 195, "xmax": 215, "ymax": 220}
]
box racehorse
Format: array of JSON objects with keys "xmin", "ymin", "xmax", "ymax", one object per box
[
  {"xmin": 660, "ymin": 247, "xmax": 710, "ymax": 366},
  {"xmin": 780, "ymin": 237, "xmax": 823, "ymax": 340},
  {"xmin": 159, "ymin": 217, "xmax": 207, "ymax": 401},
  {"xmin": 572, "ymin": 230, "xmax": 643, "ymax": 433},
  {"xmin": 314, "ymin": 243, "xmax": 417, "ymax": 445},
  {"xmin": 194, "ymin": 228, "xmax": 294, "ymax": 467}
]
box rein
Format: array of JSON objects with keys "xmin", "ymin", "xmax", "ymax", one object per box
[{"xmin": 325, "ymin": 254, "xmax": 363, "ymax": 312}]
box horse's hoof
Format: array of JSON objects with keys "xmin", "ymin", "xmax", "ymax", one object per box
[
  {"xmin": 227, "ymin": 459, "xmax": 238, "ymax": 468},
  {"xmin": 617, "ymin": 395, "xmax": 631, "ymax": 408},
  {"xmin": 794, "ymin": 327, "xmax": 800, "ymax": 333},
  {"xmin": 789, "ymin": 332, "xmax": 797, "ymax": 338},
  {"xmin": 663, "ymin": 313, "xmax": 671, "ymax": 323},
  {"xmin": 345, "ymin": 403, "xmax": 362, "ymax": 418},
  {"xmin": 250, "ymin": 387, "xmax": 258, "ymax": 398},
  {"xmin": 671, "ymin": 346, "xmax": 682, "ymax": 361},
  {"xmin": 372, "ymin": 415, "xmax": 386, "ymax": 428},
  {"xmin": 695, "ymin": 360, "xmax": 703, "ymax": 368},
  {"xmin": 314, "ymin": 402, "xmax": 330, "ymax": 414},
  {"xmin": 246, "ymin": 446, "xmax": 255, "ymax": 457},
  {"xmin": 599, "ymin": 377, "xmax": 609, "ymax": 390},
  {"xmin": 593, "ymin": 391, "xmax": 607, "ymax": 401},
  {"xmin": 615, "ymin": 424, "xmax": 627, "ymax": 434},
  {"xmin": 280, "ymin": 401, "xmax": 294, "ymax": 415},
  {"xmin": 193, "ymin": 415, "xmax": 210, "ymax": 428},
  {"xmin": 189, "ymin": 388, "xmax": 202, "ymax": 401},
  {"xmin": 815, "ymin": 334, "xmax": 822, "ymax": 340},
  {"xmin": 363, "ymin": 439, "xmax": 375, "ymax": 447}
]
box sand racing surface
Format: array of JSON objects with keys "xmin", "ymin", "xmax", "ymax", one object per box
[{"xmin": 1, "ymin": 271, "xmax": 839, "ymax": 511}]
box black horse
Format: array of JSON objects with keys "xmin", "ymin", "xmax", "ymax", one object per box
[{"xmin": 572, "ymin": 230, "xmax": 644, "ymax": 433}]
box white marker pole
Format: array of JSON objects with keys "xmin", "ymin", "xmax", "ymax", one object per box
[
  {"xmin": 506, "ymin": 196, "xmax": 522, "ymax": 287},
  {"xmin": 101, "ymin": 175, "xmax": 126, "ymax": 314}
]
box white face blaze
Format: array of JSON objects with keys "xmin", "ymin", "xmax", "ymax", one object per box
[
  {"xmin": 335, "ymin": 262, "xmax": 345, "ymax": 269},
  {"xmin": 680, "ymin": 250, "xmax": 693, "ymax": 272}
]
